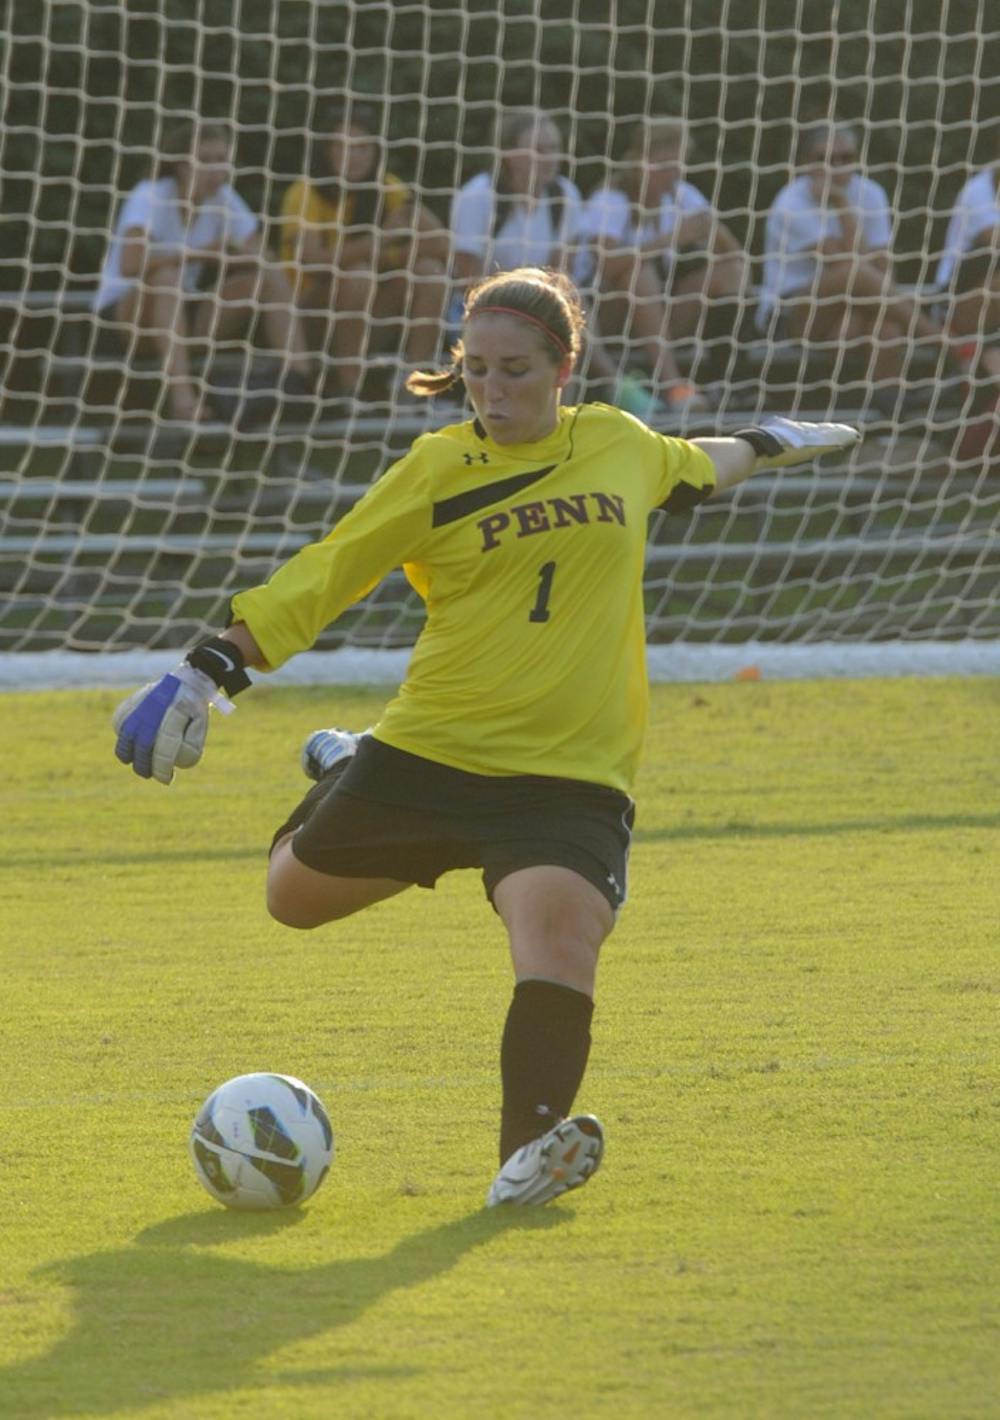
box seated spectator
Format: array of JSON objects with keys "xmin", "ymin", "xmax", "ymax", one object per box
[
  {"xmin": 759, "ymin": 122, "xmax": 953, "ymax": 414},
  {"xmin": 93, "ymin": 119, "xmax": 313, "ymax": 423},
  {"xmin": 935, "ymin": 125, "xmax": 1000, "ymax": 384},
  {"xmin": 450, "ymin": 107, "xmax": 584, "ymax": 288},
  {"xmin": 579, "ymin": 117, "xmax": 749, "ymax": 411},
  {"xmin": 280, "ymin": 103, "xmax": 450, "ymax": 407},
  {"xmin": 451, "ymin": 107, "xmax": 666, "ymax": 414}
]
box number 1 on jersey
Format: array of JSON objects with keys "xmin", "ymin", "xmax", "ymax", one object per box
[{"xmin": 529, "ymin": 561, "xmax": 557, "ymax": 623}]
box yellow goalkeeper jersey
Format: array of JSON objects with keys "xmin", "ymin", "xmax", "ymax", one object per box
[{"xmin": 230, "ymin": 403, "xmax": 715, "ymax": 793}]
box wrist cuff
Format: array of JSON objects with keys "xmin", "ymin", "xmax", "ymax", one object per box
[
  {"xmin": 732, "ymin": 426, "xmax": 784, "ymax": 459},
  {"xmin": 186, "ymin": 637, "xmax": 251, "ymax": 697}
]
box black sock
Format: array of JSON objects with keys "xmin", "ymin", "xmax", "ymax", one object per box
[{"xmin": 498, "ymin": 978, "xmax": 595, "ymax": 1165}]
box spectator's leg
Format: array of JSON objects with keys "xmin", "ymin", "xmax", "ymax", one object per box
[
  {"xmin": 782, "ymin": 283, "xmax": 854, "ymax": 405},
  {"xmin": 208, "ymin": 265, "xmax": 313, "ymax": 381},
  {"xmin": 576, "ymin": 308, "xmax": 624, "ymax": 392},
  {"xmin": 856, "ymin": 260, "xmax": 946, "ymax": 344},
  {"xmin": 119, "ymin": 264, "xmax": 202, "ymax": 421},
  {"xmin": 248, "ymin": 260, "xmax": 313, "ymax": 379},
  {"xmin": 669, "ymin": 248, "xmax": 748, "ymax": 340},
  {"xmin": 293, "ymin": 271, "xmax": 337, "ymax": 390},
  {"xmin": 670, "ymin": 249, "xmax": 753, "ymax": 383},
  {"xmin": 832, "ymin": 256, "xmax": 953, "ymax": 380},
  {"xmin": 194, "ymin": 271, "xmax": 250, "ymax": 347},
  {"xmin": 399, "ymin": 257, "xmax": 449, "ymax": 368},
  {"xmin": 324, "ymin": 266, "xmax": 377, "ymax": 396},
  {"xmin": 946, "ymin": 249, "xmax": 1000, "ymax": 382},
  {"xmin": 783, "ymin": 290, "xmax": 849, "ymax": 347},
  {"xmin": 594, "ymin": 249, "xmax": 684, "ymax": 389},
  {"xmin": 868, "ymin": 314, "xmax": 907, "ymax": 386},
  {"xmin": 588, "ymin": 282, "xmax": 630, "ymax": 377},
  {"xmin": 788, "ymin": 262, "xmax": 909, "ymax": 407}
]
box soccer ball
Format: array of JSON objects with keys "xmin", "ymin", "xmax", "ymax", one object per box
[{"xmin": 190, "ymin": 1072, "xmax": 334, "ymax": 1210}]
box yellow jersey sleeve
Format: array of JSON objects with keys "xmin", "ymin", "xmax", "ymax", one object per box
[
  {"xmin": 230, "ymin": 444, "xmax": 433, "ymax": 671},
  {"xmin": 608, "ymin": 409, "xmax": 717, "ymax": 511}
]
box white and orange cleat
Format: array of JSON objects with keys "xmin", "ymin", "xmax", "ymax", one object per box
[{"xmin": 486, "ymin": 1115, "xmax": 604, "ymax": 1207}]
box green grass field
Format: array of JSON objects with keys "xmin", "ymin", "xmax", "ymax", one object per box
[{"xmin": 1, "ymin": 678, "xmax": 997, "ymax": 1419}]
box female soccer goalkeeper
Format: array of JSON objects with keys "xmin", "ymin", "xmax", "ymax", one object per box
[{"xmin": 112, "ymin": 266, "xmax": 859, "ymax": 1209}]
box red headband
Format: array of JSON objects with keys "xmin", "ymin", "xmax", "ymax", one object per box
[{"xmin": 470, "ymin": 305, "xmax": 570, "ymax": 357}]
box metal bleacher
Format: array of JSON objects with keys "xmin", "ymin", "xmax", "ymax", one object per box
[{"xmin": 0, "ymin": 286, "xmax": 994, "ymax": 653}]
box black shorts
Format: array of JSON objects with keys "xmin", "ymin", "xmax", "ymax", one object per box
[{"xmin": 271, "ymin": 737, "xmax": 635, "ymax": 912}]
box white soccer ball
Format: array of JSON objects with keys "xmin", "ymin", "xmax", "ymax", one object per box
[{"xmin": 190, "ymin": 1072, "xmax": 334, "ymax": 1210}]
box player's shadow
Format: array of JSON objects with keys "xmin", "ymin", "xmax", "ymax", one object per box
[
  {"xmin": 2, "ymin": 1204, "xmax": 568, "ymax": 1415},
  {"xmin": 636, "ymin": 808, "xmax": 1000, "ymax": 842}
]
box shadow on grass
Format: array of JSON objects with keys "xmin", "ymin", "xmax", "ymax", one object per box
[
  {"xmin": 635, "ymin": 809, "xmax": 1000, "ymax": 843},
  {"xmin": 0, "ymin": 846, "xmax": 264, "ymax": 871},
  {"xmin": 3, "ymin": 1205, "xmax": 569, "ymax": 1415}
]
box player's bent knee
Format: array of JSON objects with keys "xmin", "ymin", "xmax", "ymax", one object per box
[
  {"xmin": 266, "ymin": 845, "xmax": 405, "ymax": 928},
  {"xmin": 266, "ymin": 846, "xmax": 335, "ymax": 929},
  {"xmin": 267, "ymin": 902, "xmax": 323, "ymax": 931},
  {"xmin": 266, "ymin": 882, "xmax": 363, "ymax": 930},
  {"xmin": 265, "ymin": 879, "xmax": 326, "ymax": 930}
]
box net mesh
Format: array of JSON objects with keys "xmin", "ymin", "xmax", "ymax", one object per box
[{"xmin": 1, "ymin": 1, "xmax": 998, "ymax": 668}]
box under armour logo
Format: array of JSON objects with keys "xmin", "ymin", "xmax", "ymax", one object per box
[{"xmin": 464, "ymin": 452, "xmax": 489, "ymax": 465}]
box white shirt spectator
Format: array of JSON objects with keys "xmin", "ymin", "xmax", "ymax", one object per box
[
  {"xmin": 577, "ymin": 179, "xmax": 712, "ymax": 287},
  {"xmin": 580, "ymin": 180, "xmax": 711, "ymax": 252},
  {"xmin": 450, "ymin": 171, "xmax": 584, "ymax": 274},
  {"xmin": 935, "ymin": 167, "xmax": 1000, "ymax": 288},
  {"xmin": 94, "ymin": 178, "xmax": 258, "ymax": 313},
  {"xmin": 758, "ymin": 173, "xmax": 893, "ymax": 327}
]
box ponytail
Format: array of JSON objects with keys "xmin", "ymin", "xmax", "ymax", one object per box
[{"xmin": 406, "ymin": 363, "xmax": 464, "ymax": 398}]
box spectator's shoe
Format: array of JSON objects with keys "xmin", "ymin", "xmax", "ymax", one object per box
[
  {"xmin": 486, "ymin": 1114, "xmax": 605, "ymax": 1208},
  {"xmin": 613, "ymin": 372, "xmax": 664, "ymax": 421},
  {"xmin": 301, "ymin": 728, "xmax": 363, "ymax": 783},
  {"xmin": 663, "ymin": 380, "xmax": 711, "ymax": 413}
]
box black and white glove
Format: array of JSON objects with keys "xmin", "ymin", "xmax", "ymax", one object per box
[
  {"xmin": 733, "ymin": 415, "xmax": 861, "ymax": 471},
  {"xmin": 112, "ymin": 638, "xmax": 250, "ymax": 785}
]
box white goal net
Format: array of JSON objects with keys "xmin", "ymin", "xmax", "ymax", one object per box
[{"xmin": 1, "ymin": 1, "xmax": 998, "ymax": 685}]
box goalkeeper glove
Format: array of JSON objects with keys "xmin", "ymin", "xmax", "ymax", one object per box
[
  {"xmin": 112, "ymin": 637, "xmax": 250, "ymax": 785},
  {"xmin": 733, "ymin": 415, "xmax": 861, "ymax": 471}
]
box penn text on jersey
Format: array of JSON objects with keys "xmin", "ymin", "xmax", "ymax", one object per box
[{"xmin": 477, "ymin": 492, "xmax": 627, "ymax": 551}]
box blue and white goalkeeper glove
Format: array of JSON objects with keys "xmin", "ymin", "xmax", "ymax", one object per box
[
  {"xmin": 734, "ymin": 415, "xmax": 861, "ymax": 471},
  {"xmin": 112, "ymin": 638, "xmax": 250, "ymax": 785}
]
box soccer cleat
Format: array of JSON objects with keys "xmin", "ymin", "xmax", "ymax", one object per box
[
  {"xmin": 486, "ymin": 1114, "xmax": 605, "ymax": 1208},
  {"xmin": 301, "ymin": 727, "xmax": 362, "ymax": 782}
]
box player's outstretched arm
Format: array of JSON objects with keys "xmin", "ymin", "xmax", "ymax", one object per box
[
  {"xmin": 112, "ymin": 631, "xmax": 258, "ymax": 785},
  {"xmin": 694, "ymin": 416, "xmax": 861, "ymax": 494}
]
